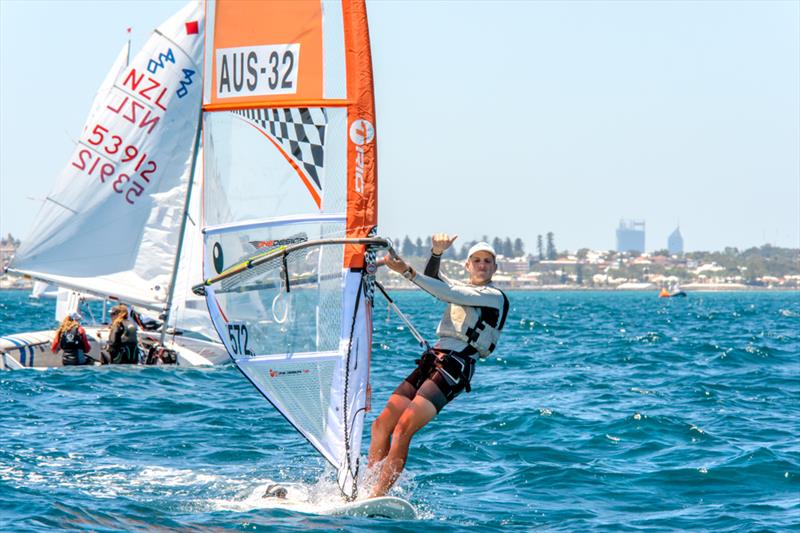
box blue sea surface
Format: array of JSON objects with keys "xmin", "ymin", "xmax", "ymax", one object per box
[{"xmin": 1, "ymin": 289, "xmax": 798, "ymax": 531}]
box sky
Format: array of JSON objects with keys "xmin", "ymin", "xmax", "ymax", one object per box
[{"xmin": 1, "ymin": 0, "xmax": 798, "ymax": 254}]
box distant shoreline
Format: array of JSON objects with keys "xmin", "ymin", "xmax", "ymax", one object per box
[
  {"xmin": 1, "ymin": 285, "xmax": 796, "ymax": 295},
  {"xmin": 374, "ymin": 284, "xmax": 799, "ymax": 292}
]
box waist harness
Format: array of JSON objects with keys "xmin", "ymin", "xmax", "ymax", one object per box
[{"xmin": 417, "ymin": 348, "xmax": 477, "ymax": 393}]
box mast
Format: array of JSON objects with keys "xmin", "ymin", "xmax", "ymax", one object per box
[
  {"xmin": 126, "ymin": 27, "xmax": 131, "ymax": 64},
  {"xmin": 159, "ymin": 107, "xmax": 204, "ymax": 345}
]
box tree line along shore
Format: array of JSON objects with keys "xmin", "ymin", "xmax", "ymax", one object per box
[
  {"xmin": 381, "ymin": 237, "xmax": 799, "ymax": 291},
  {"xmin": 2, "ymin": 234, "xmax": 798, "ymax": 291}
]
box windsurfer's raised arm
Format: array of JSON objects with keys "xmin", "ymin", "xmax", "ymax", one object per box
[
  {"xmin": 423, "ymin": 254, "xmax": 441, "ymax": 279},
  {"xmin": 384, "ymin": 250, "xmax": 502, "ymax": 309}
]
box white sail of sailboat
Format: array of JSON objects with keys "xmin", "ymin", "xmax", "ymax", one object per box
[
  {"xmin": 26, "ymin": 41, "xmax": 130, "ymax": 305},
  {"xmin": 84, "ymin": 38, "xmax": 131, "ymax": 136},
  {"xmin": 163, "ymin": 149, "xmax": 218, "ymax": 340},
  {"xmin": 195, "ymin": 0, "xmax": 394, "ymax": 501},
  {"xmin": 2, "ymin": 1, "xmax": 226, "ymax": 368}
]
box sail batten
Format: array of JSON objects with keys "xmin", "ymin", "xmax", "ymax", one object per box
[{"xmin": 200, "ymin": 0, "xmax": 378, "ymax": 500}]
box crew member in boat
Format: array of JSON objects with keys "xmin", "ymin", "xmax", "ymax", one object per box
[
  {"xmin": 51, "ymin": 312, "xmax": 92, "ymax": 366},
  {"xmin": 368, "ymin": 234, "xmax": 509, "ymax": 497},
  {"xmin": 102, "ymin": 305, "xmax": 140, "ymax": 364}
]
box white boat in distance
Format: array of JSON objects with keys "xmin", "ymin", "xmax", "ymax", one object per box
[{"xmin": 3, "ymin": 1, "xmax": 226, "ymax": 369}]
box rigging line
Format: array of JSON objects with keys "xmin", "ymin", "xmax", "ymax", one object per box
[
  {"xmin": 374, "ymin": 281, "xmax": 429, "ymax": 350},
  {"xmin": 345, "ymin": 405, "xmax": 369, "ymax": 466},
  {"xmin": 43, "ymin": 196, "xmax": 78, "ymax": 214},
  {"xmin": 341, "ymin": 271, "xmax": 364, "ymax": 502}
]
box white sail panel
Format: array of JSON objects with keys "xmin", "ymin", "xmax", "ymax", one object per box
[
  {"xmin": 54, "ymin": 288, "xmax": 81, "ymax": 323},
  {"xmin": 203, "ymin": 228, "xmax": 372, "ymax": 494},
  {"xmin": 203, "ymin": 108, "xmax": 348, "ymax": 226},
  {"xmin": 166, "ymin": 148, "xmax": 217, "ymax": 338},
  {"xmin": 10, "ymin": 1, "xmax": 204, "ymax": 310},
  {"xmin": 84, "ymin": 40, "xmax": 130, "ymax": 132},
  {"xmin": 205, "ymin": 218, "xmax": 346, "ymax": 350},
  {"xmin": 237, "ymin": 356, "xmax": 339, "ymax": 460}
]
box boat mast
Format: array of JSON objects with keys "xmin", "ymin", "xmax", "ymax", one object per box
[{"xmin": 159, "ymin": 107, "xmax": 203, "ymax": 345}]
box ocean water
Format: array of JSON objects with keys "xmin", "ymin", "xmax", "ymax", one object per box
[{"xmin": 1, "ymin": 289, "xmax": 798, "ymax": 531}]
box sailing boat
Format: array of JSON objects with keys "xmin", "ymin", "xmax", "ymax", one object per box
[
  {"xmin": 194, "ymin": 0, "xmax": 412, "ymax": 514},
  {"xmin": 2, "ymin": 1, "xmax": 226, "ymax": 369}
]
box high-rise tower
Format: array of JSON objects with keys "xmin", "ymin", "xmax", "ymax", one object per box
[{"xmin": 616, "ymin": 219, "xmax": 645, "ymax": 253}]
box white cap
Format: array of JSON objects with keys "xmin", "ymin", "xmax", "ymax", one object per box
[
  {"xmin": 69, "ymin": 312, "xmax": 82, "ymax": 321},
  {"xmin": 467, "ymin": 241, "xmax": 496, "ymax": 258}
]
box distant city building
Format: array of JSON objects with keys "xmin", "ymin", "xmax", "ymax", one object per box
[
  {"xmin": 668, "ymin": 226, "xmax": 684, "ymax": 255},
  {"xmin": 616, "ymin": 219, "xmax": 645, "ymax": 253},
  {"xmin": 497, "ymin": 258, "xmax": 529, "ymax": 274}
]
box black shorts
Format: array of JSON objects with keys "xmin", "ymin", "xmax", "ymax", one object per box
[{"xmin": 393, "ymin": 350, "xmax": 475, "ymax": 413}]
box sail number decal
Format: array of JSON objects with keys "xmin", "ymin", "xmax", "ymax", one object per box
[
  {"xmin": 72, "ymin": 124, "xmax": 158, "ymax": 205},
  {"xmin": 216, "ymin": 44, "xmax": 300, "ymax": 98},
  {"xmin": 227, "ymin": 322, "xmax": 253, "ymax": 356},
  {"xmin": 68, "ymin": 46, "xmax": 199, "ymax": 207}
]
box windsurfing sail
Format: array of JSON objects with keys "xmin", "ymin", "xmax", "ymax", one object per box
[
  {"xmin": 199, "ymin": 0, "xmax": 384, "ymax": 500},
  {"xmin": 9, "ymin": 2, "xmax": 205, "ymax": 313}
]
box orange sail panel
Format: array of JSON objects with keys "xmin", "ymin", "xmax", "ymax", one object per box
[{"xmin": 206, "ymin": 0, "xmax": 324, "ymax": 106}]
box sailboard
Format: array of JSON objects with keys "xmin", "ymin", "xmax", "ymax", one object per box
[
  {"xmin": 196, "ymin": 0, "xmax": 411, "ymax": 509},
  {"xmin": 4, "ymin": 1, "xmax": 226, "ymax": 367},
  {"xmin": 258, "ymin": 491, "xmax": 417, "ymax": 520},
  {"xmin": 213, "ymin": 480, "xmax": 417, "ymax": 520},
  {"xmin": 327, "ymin": 496, "xmax": 417, "ymax": 519}
]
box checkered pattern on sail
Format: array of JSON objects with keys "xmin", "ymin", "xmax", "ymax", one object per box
[{"xmin": 233, "ymin": 107, "xmax": 327, "ymax": 192}]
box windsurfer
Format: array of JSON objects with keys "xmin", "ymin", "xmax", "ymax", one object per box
[{"xmin": 367, "ymin": 234, "xmax": 509, "ymax": 497}]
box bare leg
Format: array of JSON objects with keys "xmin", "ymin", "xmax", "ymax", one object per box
[
  {"xmin": 371, "ymin": 395, "xmax": 437, "ymax": 497},
  {"xmin": 368, "ymin": 393, "xmax": 411, "ymax": 468}
]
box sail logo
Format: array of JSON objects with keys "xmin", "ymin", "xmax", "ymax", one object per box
[
  {"xmin": 216, "ymin": 44, "xmax": 300, "ymax": 98},
  {"xmin": 148, "ymin": 48, "xmax": 176, "ymax": 74},
  {"xmin": 176, "ymin": 69, "xmax": 196, "ymax": 99},
  {"xmin": 269, "ymin": 368, "xmax": 310, "ymax": 378},
  {"xmin": 249, "ymin": 233, "xmax": 308, "ymax": 251},
  {"xmin": 350, "ymin": 119, "xmax": 374, "ymax": 194},
  {"xmin": 349, "ymin": 119, "xmax": 374, "ymax": 145}
]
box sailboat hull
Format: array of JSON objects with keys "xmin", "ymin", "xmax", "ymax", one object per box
[{"xmin": 0, "ymin": 326, "xmax": 228, "ymax": 370}]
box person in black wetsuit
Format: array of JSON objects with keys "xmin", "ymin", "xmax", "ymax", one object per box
[
  {"xmin": 102, "ymin": 305, "xmax": 139, "ymax": 365},
  {"xmin": 51, "ymin": 312, "xmax": 92, "ymax": 366},
  {"xmin": 368, "ymin": 234, "xmax": 510, "ymax": 497}
]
